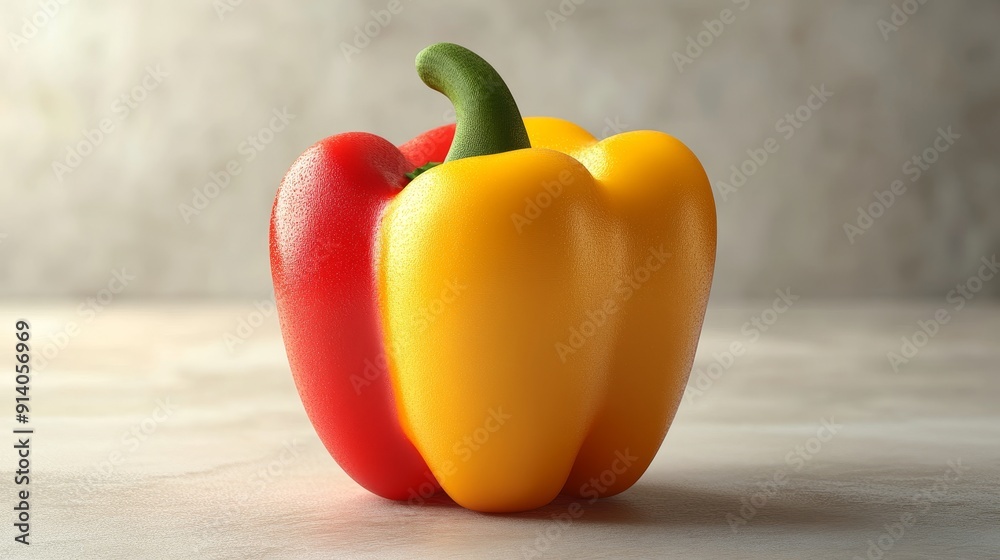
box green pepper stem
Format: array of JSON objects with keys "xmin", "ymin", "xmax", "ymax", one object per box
[{"xmin": 416, "ymin": 43, "xmax": 531, "ymax": 162}]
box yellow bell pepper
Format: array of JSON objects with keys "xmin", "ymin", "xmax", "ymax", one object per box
[{"xmin": 376, "ymin": 43, "xmax": 716, "ymax": 512}]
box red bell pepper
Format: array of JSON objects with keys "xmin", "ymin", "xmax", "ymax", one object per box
[{"xmin": 269, "ymin": 123, "xmax": 455, "ymax": 500}]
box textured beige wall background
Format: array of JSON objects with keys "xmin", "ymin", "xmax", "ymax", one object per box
[{"xmin": 1, "ymin": 0, "xmax": 998, "ymax": 299}]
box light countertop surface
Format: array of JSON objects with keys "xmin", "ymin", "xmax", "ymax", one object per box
[{"xmin": 1, "ymin": 302, "xmax": 997, "ymax": 559}]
